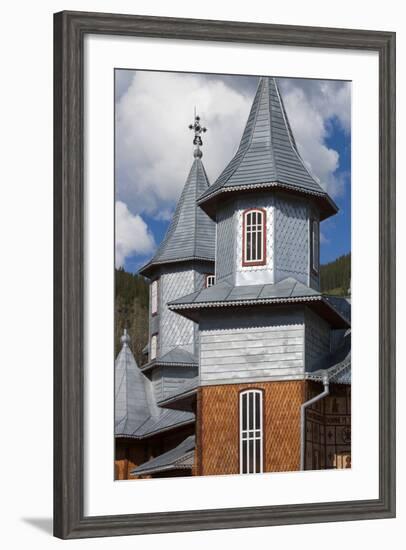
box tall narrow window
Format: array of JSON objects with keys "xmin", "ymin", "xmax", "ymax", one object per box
[
  {"xmin": 243, "ymin": 209, "xmax": 266, "ymax": 266},
  {"xmin": 205, "ymin": 274, "xmax": 216, "ymax": 288},
  {"xmin": 151, "ymin": 279, "xmax": 158, "ymax": 315},
  {"xmin": 311, "ymin": 219, "xmax": 319, "ymax": 274},
  {"xmin": 240, "ymin": 390, "xmax": 263, "ymax": 474},
  {"xmin": 150, "ymin": 334, "xmax": 157, "ymax": 360}
]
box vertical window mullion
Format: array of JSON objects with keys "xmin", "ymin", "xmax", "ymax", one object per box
[
  {"xmin": 259, "ymin": 391, "xmax": 263, "ymax": 473},
  {"xmin": 253, "ymin": 406, "xmax": 256, "ymax": 473},
  {"xmin": 246, "ymin": 393, "xmax": 250, "ymax": 473}
]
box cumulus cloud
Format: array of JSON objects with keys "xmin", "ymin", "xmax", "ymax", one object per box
[
  {"xmin": 115, "ymin": 71, "xmax": 351, "ymax": 267},
  {"xmin": 115, "ymin": 70, "xmax": 251, "ymax": 216},
  {"xmin": 115, "ymin": 201, "xmax": 155, "ymax": 268},
  {"xmin": 279, "ymin": 78, "xmax": 351, "ymax": 197}
]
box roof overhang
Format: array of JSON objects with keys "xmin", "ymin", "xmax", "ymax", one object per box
[
  {"xmin": 139, "ymin": 256, "xmax": 215, "ymax": 279},
  {"xmin": 140, "ymin": 359, "xmax": 198, "ymax": 374},
  {"xmin": 115, "ymin": 417, "xmax": 195, "ymax": 440},
  {"xmin": 169, "ymin": 295, "xmax": 350, "ymax": 329},
  {"xmin": 198, "ymin": 181, "xmax": 338, "ymax": 221},
  {"xmin": 158, "ymin": 387, "xmax": 198, "ymax": 412}
]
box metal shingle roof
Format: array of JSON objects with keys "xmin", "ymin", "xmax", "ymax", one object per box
[
  {"xmin": 168, "ymin": 277, "xmax": 350, "ymax": 328},
  {"xmin": 130, "ymin": 408, "xmax": 195, "ymax": 438},
  {"xmin": 115, "ymin": 331, "xmax": 195, "ymax": 439},
  {"xmin": 131, "ymin": 435, "xmax": 195, "ymax": 476},
  {"xmin": 169, "ymin": 276, "xmax": 319, "ymax": 306},
  {"xmin": 140, "ymin": 348, "xmax": 197, "ymax": 373},
  {"xmin": 157, "ymin": 377, "xmax": 199, "ymax": 410},
  {"xmin": 139, "ymin": 157, "xmax": 215, "ymax": 277},
  {"xmin": 114, "ymin": 330, "xmax": 158, "ymax": 436},
  {"xmin": 198, "ymin": 77, "xmax": 337, "ymax": 220}
]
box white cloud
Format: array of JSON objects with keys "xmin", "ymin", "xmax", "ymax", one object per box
[
  {"xmin": 115, "ymin": 201, "xmax": 155, "ymax": 268},
  {"xmin": 279, "ymin": 79, "xmax": 351, "ymax": 197},
  {"xmin": 116, "ymin": 71, "xmax": 251, "ymax": 216},
  {"xmin": 115, "ymin": 72, "xmax": 351, "ymax": 267}
]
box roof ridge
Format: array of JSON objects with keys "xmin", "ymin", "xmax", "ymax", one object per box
[
  {"xmin": 139, "ymin": 156, "xmax": 215, "ymax": 277},
  {"xmin": 273, "ymin": 79, "xmax": 323, "ymax": 190},
  {"xmin": 268, "ymin": 78, "xmax": 279, "ymax": 182}
]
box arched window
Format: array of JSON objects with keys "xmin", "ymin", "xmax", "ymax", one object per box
[
  {"xmin": 151, "ymin": 279, "xmax": 159, "ymax": 316},
  {"xmin": 239, "ymin": 389, "xmax": 263, "ymax": 474},
  {"xmin": 242, "ymin": 208, "xmax": 266, "ymax": 266},
  {"xmin": 150, "ymin": 334, "xmax": 158, "ymax": 361}
]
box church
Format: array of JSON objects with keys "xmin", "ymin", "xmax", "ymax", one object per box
[{"xmin": 114, "ymin": 76, "xmax": 351, "ymax": 480}]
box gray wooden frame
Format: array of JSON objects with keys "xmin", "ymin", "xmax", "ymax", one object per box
[{"xmin": 54, "ymin": 10, "xmax": 396, "ymax": 539}]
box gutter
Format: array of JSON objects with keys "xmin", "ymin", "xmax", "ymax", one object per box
[{"xmin": 300, "ymin": 373, "xmax": 330, "ymax": 471}]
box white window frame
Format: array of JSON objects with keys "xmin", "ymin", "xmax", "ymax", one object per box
[
  {"xmin": 239, "ymin": 389, "xmax": 263, "ymax": 474},
  {"xmin": 206, "ymin": 274, "xmax": 216, "ymax": 288},
  {"xmin": 150, "ymin": 334, "xmax": 158, "ymax": 360},
  {"xmin": 243, "ymin": 209, "xmax": 266, "ymax": 265},
  {"xmin": 151, "ymin": 279, "xmax": 158, "ymax": 315},
  {"xmin": 311, "ymin": 219, "xmax": 320, "ymax": 274}
]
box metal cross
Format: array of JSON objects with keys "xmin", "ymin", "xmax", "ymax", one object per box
[{"xmin": 188, "ymin": 112, "xmax": 207, "ymax": 148}]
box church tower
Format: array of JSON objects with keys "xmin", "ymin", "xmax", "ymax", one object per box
[
  {"xmin": 139, "ymin": 115, "xmax": 216, "ymax": 404},
  {"xmin": 168, "ymin": 77, "xmax": 350, "ymax": 475},
  {"xmin": 198, "ymin": 76, "xmax": 338, "ymax": 290}
]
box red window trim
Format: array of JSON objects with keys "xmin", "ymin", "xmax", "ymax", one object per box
[
  {"xmin": 151, "ymin": 278, "xmax": 159, "ymax": 317},
  {"xmin": 242, "ymin": 207, "xmax": 267, "ymax": 267}
]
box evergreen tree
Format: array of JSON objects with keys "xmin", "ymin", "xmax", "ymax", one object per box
[
  {"xmin": 115, "ymin": 269, "xmax": 149, "ymax": 365},
  {"xmin": 320, "ymin": 253, "xmax": 351, "ymax": 296}
]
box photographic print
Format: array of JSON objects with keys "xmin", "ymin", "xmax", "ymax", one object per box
[{"xmin": 114, "ymin": 69, "xmax": 351, "ymax": 480}]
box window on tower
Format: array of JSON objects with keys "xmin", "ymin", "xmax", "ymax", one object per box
[
  {"xmin": 240, "ymin": 389, "xmax": 264, "ymax": 474},
  {"xmin": 205, "ymin": 274, "xmax": 216, "ymax": 288},
  {"xmin": 311, "ymin": 219, "xmax": 320, "ymax": 274},
  {"xmin": 151, "ymin": 279, "xmax": 158, "ymax": 315},
  {"xmin": 150, "ymin": 334, "xmax": 158, "ymax": 361},
  {"xmin": 242, "ymin": 209, "xmax": 266, "ymax": 266}
]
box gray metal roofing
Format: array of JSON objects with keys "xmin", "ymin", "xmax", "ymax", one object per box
[
  {"xmin": 140, "ymin": 347, "xmax": 197, "ymax": 373},
  {"xmin": 198, "ymin": 77, "xmax": 337, "ymax": 219},
  {"xmin": 307, "ymin": 331, "xmax": 351, "ymax": 384},
  {"xmin": 169, "ymin": 276, "xmax": 319, "ymax": 307},
  {"xmin": 157, "ymin": 376, "xmax": 199, "ymax": 407},
  {"xmin": 131, "ymin": 435, "xmax": 195, "ymax": 476},
  {"xmin": 139, "ymin": 157, "xmax": 215, "ymax": 276},
  {"xmin": 128, "ymin": 407, "xmax": 195, "ymax": 438},
  {"xmin": 115, "ymin": 333, "xmax": 195, "ymax": 439},
  {"xmin": 115, "ymin": 334, "xmax": 158, "ymax": 436},
  {"xmin": 168, "ymin": 276, "xmax": 350, "ymax": 328}
]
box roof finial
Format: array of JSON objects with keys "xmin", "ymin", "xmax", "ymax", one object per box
[
  {"xmin": 121, "ymin": 328, "xmax": 131, "ymax": 346},
  {"xmin": 188, "ymin": 111, "xmax": 207, "ymax": 158}
]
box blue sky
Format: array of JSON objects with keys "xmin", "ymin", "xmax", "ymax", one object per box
[{"xmin": 115, "ymin": 70, "xmax": 351, "ymax": 273}]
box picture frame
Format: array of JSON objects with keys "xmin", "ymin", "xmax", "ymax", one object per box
[{"xmin": 54, "ymin": 10, "xmax": 396, "ymax": 539}]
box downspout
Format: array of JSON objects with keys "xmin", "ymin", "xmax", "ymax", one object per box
[{"xmin": 300, "ymin": 373, "xmax": 330, "ymax": 471}]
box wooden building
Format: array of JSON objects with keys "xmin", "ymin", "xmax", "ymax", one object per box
[{"xmin": 115, "ymin": 76, "xmax": 351, "ymax": 478}]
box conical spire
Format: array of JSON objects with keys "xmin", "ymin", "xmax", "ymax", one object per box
[
  {"xmin": 115, "ymin": 330, "xmax": 157, "ymax": 435},
  {"xmin": 198, "ymin": 77, "xmax": 337, "ymax": 220},
  {"xmin": 139, "ymin": 114, "xmax": 215, "ymax": 278}
]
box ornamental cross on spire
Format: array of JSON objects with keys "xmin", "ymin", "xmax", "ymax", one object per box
[{"xmin": 188, "ymin": 112, "xmax": 207, "ymax": 158}]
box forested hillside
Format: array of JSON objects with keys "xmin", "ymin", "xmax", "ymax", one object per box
[
  {"xmin": 320, "ymin": 253, "xmax": 351, "ymax": 296},
  {"xmin": 115, "ymin": 268, "xmax": 149, "ymax": 365},
  {"xmin": 114, "ymin": 252, "xmax": 351, "ymax": 362}
]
